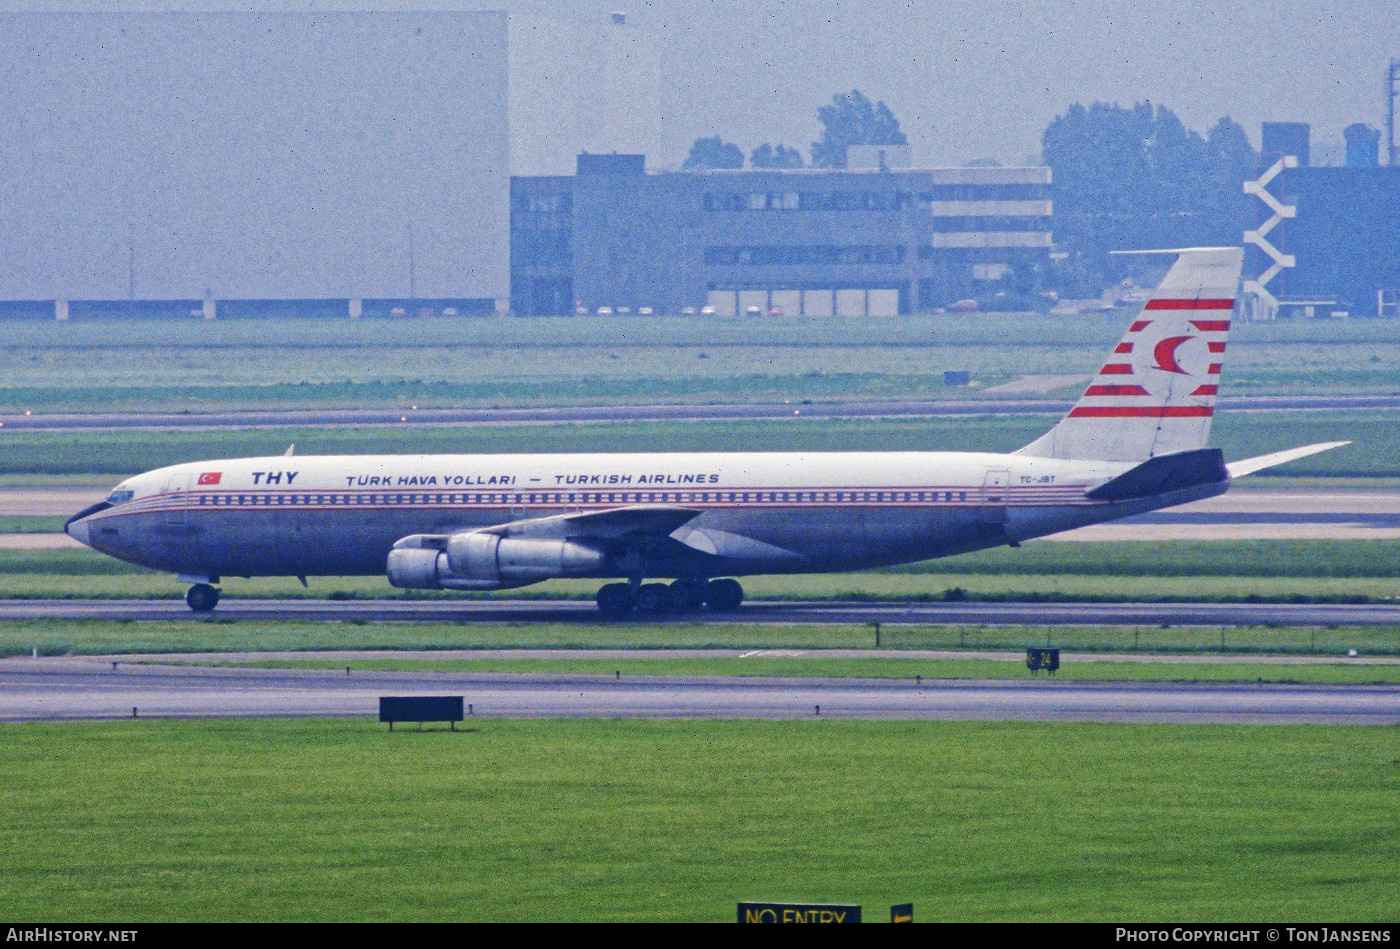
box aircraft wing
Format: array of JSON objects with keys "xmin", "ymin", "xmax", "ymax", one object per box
[
  {"xmin": 478, "ymin": 505, "xmax": 703, "ymax": 541},
  {"xmin": 1226, "ymin": 441, "xmax": 1351, "ymax": 478},
  {"xmin": 393, "ymin": 506, "xmax": 705, "ymax": 561}
]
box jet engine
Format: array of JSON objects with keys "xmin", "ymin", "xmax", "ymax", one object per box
[{"xmin": 386, "ymin": 531, "xmax": 605, "ymax": 591}]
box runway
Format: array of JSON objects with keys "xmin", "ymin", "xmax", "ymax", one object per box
[
  {"xmin": 1, "ymin": 656, "xmax": 1394, "ymax": 724},
  {"xmin": 2, "ymin": 597, "xmax": 1396, "ymax": 626},
  {"xmin": 0, "ymin": 393, "xmax": 1392, "ymax": 432}
]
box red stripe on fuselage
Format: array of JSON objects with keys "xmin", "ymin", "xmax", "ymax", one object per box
[
  {"xmin": 1098, "ymin": 364, "xmax": 1134, "ymax": 375},
  {"xmin": 1190, "ymin": 319, "xmax": 1232, "ymax": 331}
]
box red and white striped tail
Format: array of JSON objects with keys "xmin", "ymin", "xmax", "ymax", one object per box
[{"xmin": 1019, "ymin": 247, "xmax": 1244, "ymax": 462}]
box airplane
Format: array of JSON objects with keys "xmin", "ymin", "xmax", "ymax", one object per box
[{"xmin": 65, "ymin": 246, "xmax": 1347, "ymax": 616}]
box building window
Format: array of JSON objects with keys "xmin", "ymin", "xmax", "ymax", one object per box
[
  {"xmin": 705, "ymin": 190, "xmax": 902, "ymax": 213},
  {"xmin": 704, "ymin": 245, "xmax": 907, "ymax": 266},
  {"xmin": 703, "ymin": 193, "xmax": 746, "ymax": 211}
]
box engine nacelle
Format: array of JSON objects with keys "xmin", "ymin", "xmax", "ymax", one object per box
[
  {"xmin": 386, "ymin": 532, "xmax": 605, "ymax": 590},
  {"xmin": 385, "ymin": 547, "xmax": 509, "ymax": 591},
  {"xmin": 446, "ymin": 532, "xmax": 604, "ymax": 582}
]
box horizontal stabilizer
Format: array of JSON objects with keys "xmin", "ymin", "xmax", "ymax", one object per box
[
  {"xmin": 1086, "ymin": 448, "xmax": 1226, "ymax": 502},
  {"xmin": 1226, "ymin": 441, "xmax": 1351, "ymax": 478}
]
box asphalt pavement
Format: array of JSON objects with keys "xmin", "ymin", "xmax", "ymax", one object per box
[{"xmin": 1, "ymin": 657, "xmax": 1394, "ymax": 724}]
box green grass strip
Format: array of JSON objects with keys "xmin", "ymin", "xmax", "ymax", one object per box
[{"xmin": 0, "ymin": 718, "xmax": 1395, "ymax": 921}]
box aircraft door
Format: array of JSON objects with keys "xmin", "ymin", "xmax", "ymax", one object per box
[
  {"xmin": 163, "ymin": 473, "xmax": 195, "ymax": 525},
  {"xmin": 980, "ymin": 469, "xmax": 1010, "ymax": 523}
]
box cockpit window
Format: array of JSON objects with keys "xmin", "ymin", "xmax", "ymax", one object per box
[{"xmin": 106, "ymin": 489, "xmax": 135, "ymax": 505}]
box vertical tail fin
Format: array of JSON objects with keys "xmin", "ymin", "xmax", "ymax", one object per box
[{"xmin": 1018, "ymin": 246, "xmax": 1244, "ymax": 462}]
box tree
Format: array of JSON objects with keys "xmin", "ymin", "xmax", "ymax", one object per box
[
  {"xmin": 1204, "ymin": 116, "xmax": 1258, "ymax": 239},
  {"xmin": 683, "ymin": 135, "xmax": 744, "ymax": 170},
  {"xmin": 1042, "ymin": 101, "xmax": 1257, "ymax": 280},
  {"xmin": 810, "ymin": 90, "xmax": 907, "ymax": 169},
  {"xmin": 750, "ymin": 143, "xmax": 804, "ymax": 169}
]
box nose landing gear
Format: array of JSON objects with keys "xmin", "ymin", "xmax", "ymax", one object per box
[{"xmin": 185, "ymin": 583, "xmax": 221, "ymax": 612}]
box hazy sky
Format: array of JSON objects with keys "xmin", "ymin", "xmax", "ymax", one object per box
[{"xmin": 7, "ymin": 1, "xmax": 1398, "ymax": 168}]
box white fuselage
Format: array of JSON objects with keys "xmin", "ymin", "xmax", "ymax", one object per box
[{"xmin": 67, "ymin": 450, "xmax": 1226, "ymax": 582}]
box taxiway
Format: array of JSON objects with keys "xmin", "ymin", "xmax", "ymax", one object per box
[{"xmin": 0, "ymin": 657, "xmax": 1393, "ymax": 724}]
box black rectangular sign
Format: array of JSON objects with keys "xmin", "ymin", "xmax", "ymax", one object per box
[
  {"xmin": 1027, "ymin": 647, "xmax": 1061, "ymax": 673},
  {"xmin": 891, "ymin": 903, "xmax": 913, "ymax": 923},
  {"xmin": 737, "ymin": 902, "xmax": 861, "ymax": 924},
  {"xmin": 378, "ymin": 696, "xmax": 464, "ymax": 726}
]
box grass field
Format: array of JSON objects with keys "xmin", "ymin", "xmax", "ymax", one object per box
[
  {"xmin": 0, "ymin": 718, "xmax": 1394, "ymax": 921},
  {"xmin": 4, "ymin": 620, "xmax": 1396, "ymax": 659},
  {"xmin": 0, "ymin": 410, "xmax": 1392, "ymax": 476},
  {"xmin": 3, "ymin": 539, "xmax": 1395, "ymax": 606},
  {"xmin": 223, "ymin": 655, "xmax": 1400, "ymax": 685},
  {"xmin": 1, "ymin": 516, "xmax": 67, "ymax": 533},
  {"xmin": 2, "ymin": 314, "xmax": 1397, "ymax": 413}
]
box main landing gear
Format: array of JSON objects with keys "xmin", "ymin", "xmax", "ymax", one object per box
[
  {"xmin": 185, "ymin": 583, "xmax": 220, "ymax": 612},
  {"xmin": 595, "ymin": 578, "xmax": 744, "ymax": 619}
]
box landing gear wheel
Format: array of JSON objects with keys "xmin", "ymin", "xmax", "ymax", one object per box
[
  {"xmin": 633, "ymin": 583, "xmax": 672, "ymax": 616},
  {"xmin": 185, "ymin": 583, "xmax": 220, "ymax": 612},
  {"xmin": 596, "ymin": 583, "xmax": 635, "ymax": 619},
  {"xmin": 705, "ymin": 578, "xmax": 744, "ymax": 612},
  {"xmin": 667, "ymin": 579, "xmax": 707, "ymax": 613}
]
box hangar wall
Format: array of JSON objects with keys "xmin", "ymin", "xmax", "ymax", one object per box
[{"xmin": 0, "ymin": 11, "xmax": 508, "ymax": 305}]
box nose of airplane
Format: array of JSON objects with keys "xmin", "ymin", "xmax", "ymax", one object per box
[
  {"xmin": 65, "ymin": 517, "xmax": 91, "ymax": 546},
  {"xmin": 64, "ymin": 501, "xmax": 111, "ymax": 548}
]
